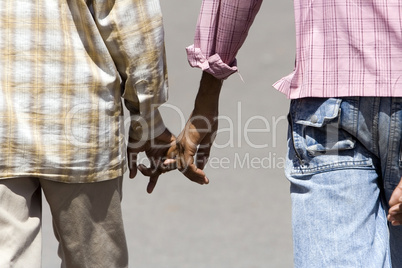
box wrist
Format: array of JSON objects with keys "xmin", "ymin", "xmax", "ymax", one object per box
[
  {"xmin": 194, "ymin": 72, "xmax": 223, "ymax": 115},
  {"xmin": 128, "ymin": 109, "xmax": 166, "ymax": 142}
]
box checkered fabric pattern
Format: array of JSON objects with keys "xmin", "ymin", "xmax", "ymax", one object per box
[
  {"xmin": 274, "ymin": 0, "xmax": 402, "ymax": 98},
  {"xmin": 189, "ymin": 0, "xmax": 402, "ymax": 99},
  {"xmin": 0, "ymin": 0, "xmax": 168, "ymax": 182},
  {"xmin": 186, "ymin": 0, "xmax": 262, "ymax": 80}
]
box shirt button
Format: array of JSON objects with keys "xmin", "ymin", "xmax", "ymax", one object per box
[
  {"xmin": 106, "ymin": 102, "xmax": 115, "ymax": 111},
  {"xmin": 310, "ymin": 115, "xmax": 318, "ymax": 123}
]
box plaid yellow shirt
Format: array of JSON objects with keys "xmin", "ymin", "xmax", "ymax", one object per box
[{"xmin": 0, "ymin": 0, "xmax": 168, "ymax": 182}]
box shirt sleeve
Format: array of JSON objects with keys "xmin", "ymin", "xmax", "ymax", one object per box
[
  {"xmin": 186, "ymin": 0, "xmax": 262, "ymax": 80},
  {"xmin": 92, "ymin": 0, "xmax": 168, "ymax": 142}
]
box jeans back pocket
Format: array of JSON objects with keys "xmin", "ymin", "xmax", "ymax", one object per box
[{"xmin": 288, "ymin": 98, "xmax": 362, "ymax": 173}]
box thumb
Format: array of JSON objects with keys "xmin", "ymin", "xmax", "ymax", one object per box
[{"xmin": 163, "ymin": 143, "xmax": 178, "ymax": 171}]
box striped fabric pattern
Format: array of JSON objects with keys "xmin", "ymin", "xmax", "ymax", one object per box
[{"xmin": 0, "ymin": 0, "xmax": 168, "ymax": 183}]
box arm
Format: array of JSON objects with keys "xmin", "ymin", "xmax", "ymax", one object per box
[
  {"xmin": 92, "ymin": 0, "xmax": 168, "ymax": 141},
  {"xmin": 174, "ymin": 72, "xmax": 222, "ymax": 184},
  {"xmin": 174, "ymin": 0, "xmax": 262, "ymax": 183},
  {"xmin": 92, "ymin": 0, "xmax": 173, "ymax": 192}
]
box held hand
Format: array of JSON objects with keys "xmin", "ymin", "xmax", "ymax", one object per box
[
  {"xmin": 387, "ymin": 177, "xmax": 402, "ymax": 226},
  {"xmin": 127, "ymin": 129, "xmax": 176, "ymax": 194},
  {"xmin": 169, "ymin": 72, "xmax": 222, "ymax": 185},
  {"xmin": 173, "ymin": 111, "xmax": 218, "ymax": 185}
]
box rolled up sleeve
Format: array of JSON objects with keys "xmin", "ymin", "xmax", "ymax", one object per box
[{"xmin": 187, "ymin": 0, "xmax": 262, "ymax": 80}]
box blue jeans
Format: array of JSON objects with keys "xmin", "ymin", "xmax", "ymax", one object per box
[{"xmin": 286, "ymin": 97, "xmax": 402, "ymax": 267}]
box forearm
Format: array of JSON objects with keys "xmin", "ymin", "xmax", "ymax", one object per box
[
  {"xmin": 194, "ymin": 72, "xmax": 223, "ymax": 115},
  {"xmin": 173, "ymin": 72, "xmax": 221, "ymax": 184}
]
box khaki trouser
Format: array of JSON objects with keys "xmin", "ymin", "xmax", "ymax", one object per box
[{"xmin": 0, "ymin": 176, "xmax": 128, "ymax": 268}]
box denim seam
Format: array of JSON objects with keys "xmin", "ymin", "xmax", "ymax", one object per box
[
  {"xmin": 399, "ymin": 125, "xmax": 402, "ymax": 167},
  {"xmin": 371, "ymin": 98, "xmax": 381, "ymax": 156},
  {"xmin": 290, "ymin": 159, "xmax": 373, "ymax": 175},
  {"xmin": 352, "ymin": 97, "xmax": 359, "ymax": 140},
  {"xmin": 384, "ymin": 100, "xmax": 401, "ymax": 188},
  {"xmin": 289, "ymin": 99, "xmax": 307, "ymax": 166}
]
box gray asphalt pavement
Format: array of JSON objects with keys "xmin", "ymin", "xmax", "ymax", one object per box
[{"xmin": 42, "ymin": 1, "xmax": 296, "ymax": 267}]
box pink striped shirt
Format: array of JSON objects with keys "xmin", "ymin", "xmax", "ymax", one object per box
[{"xmin": 187, "ymin": 0, "xmax": 402, "ymax": 99}]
